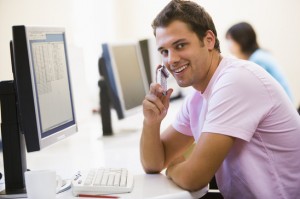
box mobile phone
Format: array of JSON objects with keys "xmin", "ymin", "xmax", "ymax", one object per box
[{"xmin": 156, "ymin": 64, "xmax": 169, "ymax": 95}]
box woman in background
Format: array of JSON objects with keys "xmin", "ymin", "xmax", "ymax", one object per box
[{"xmin": 226, "ymin": 22, "xmax": 293, "ymax": 101}]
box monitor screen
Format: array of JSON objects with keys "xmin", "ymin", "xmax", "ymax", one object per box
[
  {"xmin": 110, "ymin": 45, "xmax": 147, "ymax": 111},
  {"xmin": 12, "ymin": 26, "xmax": 77, "ymax": 152},
  {"xmin": 28, "ymin": 31, "xmax": 74, "ymax": 137},
  {"xmin": 102, "ymin": 42, "xmax": 148, "ymax": 117}
]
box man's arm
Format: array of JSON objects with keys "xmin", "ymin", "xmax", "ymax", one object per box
[
  {"xmin": 140, "ymin": 83, "xmax": 194, "ymax": 173},
  {"xmin": 141, "ymin": 124, "xmax": 194, "ymax": 173},
  {"xmin": 166, "ymin": 132, "xmax": 235, "ymax": 191}
]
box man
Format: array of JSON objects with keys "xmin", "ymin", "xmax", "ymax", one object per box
[{"xmin": 140, "ymin": 0, "xmax": 300, "ymax": 199}]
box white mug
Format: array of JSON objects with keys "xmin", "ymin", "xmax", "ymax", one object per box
[{"xmin": 25, "ymin": 170, "xmax": 57, "ymax": 199}]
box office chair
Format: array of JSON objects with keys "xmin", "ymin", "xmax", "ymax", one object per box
[{"xmin": 201, "ymin": 176, "xmax": 223, "ymax": 199}]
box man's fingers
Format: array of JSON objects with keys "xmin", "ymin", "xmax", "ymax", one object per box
[
  {"xmin": 162, "ymin": 88, "xmax": 173, "ymax": 109},
  {"xmin": 166, "ymin": 88, "xmax": 173, "ymax": 98},
  {"xmin": 143, "ymin": 99, "xmax": 161, "ymax": 115},
  {"xmin": 149, "ymin": 83, "xmax": 164, "ymax": 96},
  {"xmin": 145, "ymin": 94, "xmax": 166, "ymax": 114},
  {"xmin": 146, "ymin": 83, "xmax": 172, "ymax": 116}
]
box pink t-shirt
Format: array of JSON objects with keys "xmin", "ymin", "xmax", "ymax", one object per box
[{"xmin": 172, "ymin": 57, "xmax": 300, "ymax": 199}]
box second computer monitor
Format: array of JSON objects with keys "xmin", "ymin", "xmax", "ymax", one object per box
[{"xmin": 102, "ymin": 42, "xmax": 148, "ymax": 118}]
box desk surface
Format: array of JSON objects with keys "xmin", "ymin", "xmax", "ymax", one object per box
[
  {"xmin": 0, "ymin": 99, "xmax": 208, "ymax": 198},
  {"xmin": 56, "ymin": 174, "xmax": 207, "ymax": 199}
]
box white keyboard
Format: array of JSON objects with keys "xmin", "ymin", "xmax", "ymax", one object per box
[{"xmin": 71, "ymin": 168, "xmax": 134, "ymax": 196}]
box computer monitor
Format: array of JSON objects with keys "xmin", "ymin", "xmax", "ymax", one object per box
[
  {"xmin": 0, "ymin": 26, "xmax": 77, "ymax": 197},
  {"xmin": 101, "ymin": 42, "xmax": 148, "ymax": 120},
  {"xmin": 13, "ymin": 26, "xmax": 77, "ymax": 152}
]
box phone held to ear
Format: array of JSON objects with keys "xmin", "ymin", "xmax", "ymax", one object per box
[{"xmin": 156, "ymin": 64, "xmax": 169, "ymax": 96}]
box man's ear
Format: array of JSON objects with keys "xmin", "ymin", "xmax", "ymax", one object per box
[{"xmin": 204, "ymin": 30, "xmax": 216, "ymax": 51}]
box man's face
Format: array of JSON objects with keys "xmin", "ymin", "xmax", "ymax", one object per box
[{"xmin": 156, "ymin": 20, "xmax": 212, "ymax": 88}]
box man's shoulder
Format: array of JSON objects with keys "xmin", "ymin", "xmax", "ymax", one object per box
[
  {"xmin": 217, "ymin": 57, "xmax": 264, "ymax": 83},
  {"xmin": 213, "ymin": 57, "xmax": 273, "ymax": 95}
]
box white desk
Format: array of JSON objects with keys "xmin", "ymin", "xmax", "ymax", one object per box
[
  {"xmin": 56, "ymin": 174, "xmax": 207, "ymax": 199},
  {"xmin": 0, "ymin": 99, "xmax": 208, "ymax": 198}
]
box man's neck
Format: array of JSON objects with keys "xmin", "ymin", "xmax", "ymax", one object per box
[{"xmin": 194, "ymin": 51, "xmax": 222, "ymax": 93}]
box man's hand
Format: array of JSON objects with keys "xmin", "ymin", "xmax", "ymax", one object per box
[{"xmin": 143, "ymin": 83, "xmax": 173, "ymax": 125}]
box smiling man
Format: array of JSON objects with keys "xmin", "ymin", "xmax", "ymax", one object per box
[{"xmin": 140, "ymin": 0, "xmax": 300, "ymax": 199}]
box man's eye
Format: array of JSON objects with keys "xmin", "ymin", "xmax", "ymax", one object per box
[
  {"xmin": 160, "ymin": 50, "xmax": 168, "ymax": 56},
  {"xmin": 177, "ymin": 43, "xmax": 185, "ymax": 49}
]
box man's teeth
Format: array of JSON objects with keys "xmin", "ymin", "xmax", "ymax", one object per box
[{"xmin": 175, "ymin": 64, "xmax": 188, "ymax": 73}]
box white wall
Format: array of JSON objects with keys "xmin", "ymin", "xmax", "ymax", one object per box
[
  {"xmin": 113, "ymin": 0, "xmax": 300, "ymax": 106},
  {"xmin": 0, "ymin": 0, "xmax": 117, "ymax": 122},
  {"xmin": 1, "ymin": 0, "xmax": 299, "ymax": 124}
]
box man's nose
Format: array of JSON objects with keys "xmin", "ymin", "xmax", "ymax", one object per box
[{"xmin": 168, "ymin": 50, "xmax": 180, "ymax": 67}]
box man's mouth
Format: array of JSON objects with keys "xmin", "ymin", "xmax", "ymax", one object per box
[{"xmin": 174, "ymin": 64, "xmax": 189, "ymax": 74}]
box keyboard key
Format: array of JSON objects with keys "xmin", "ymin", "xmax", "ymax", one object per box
[
  {"xmin": 84, "ymin": 178, "xmax": 92, "ymax": 185},
  {"xmin": 94, "ymin": 176, "xmax": 102, "ymax": 186},
  {"xmin": 110, "ymin": 168, "xmax": 121, "ymax": 173},
  {"xmin": 114, "ymin": 173, "xmax": 121, "ymax": 186},
  {"xmin": 120, "ymin": 175, "xmax": 127, "ymax": 187},
  {"xmin": 101, "ymin": 173, "xmax": 109, "ymax": 186},
  {"xmin": 107, "ymin": 174, "xmax": 115, "ymax": 186}
]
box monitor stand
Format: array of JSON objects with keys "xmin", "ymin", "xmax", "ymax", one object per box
[
  {"xmin": 99, "ymin": 78, "xmax": 113, "ymax": 136},
  {"xmin": 98, "ymin": 56, "xmax": 114, "ymax": 136},
  {"xmin": 0, "ymin": 81, "xmax": 72, "ymax": 198},
  {"xmin": 0, "ymin": 81, "xmax": 27, "ymax": 198}
]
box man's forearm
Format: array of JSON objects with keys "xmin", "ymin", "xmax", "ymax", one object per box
[
  {"xmin": 140, "ymin": 121, "xmax": 165, "ymax": 173},
  {"xmin": 166, "ymin": 160, "xmax": 208, "ymax": 191}
]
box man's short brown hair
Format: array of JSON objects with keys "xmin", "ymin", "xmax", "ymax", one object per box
[{"xmin": 152, "ymin": 0, "xmax": 221, "ymax": 52}]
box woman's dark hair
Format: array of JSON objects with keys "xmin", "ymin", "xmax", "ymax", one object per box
[
  {"xmin": 226, "ymin": 22, "xmax": 259, "ymax": 56},
  {"xmin": 152, "ymin": 0, "xmax": 220, "ymax": 52}
]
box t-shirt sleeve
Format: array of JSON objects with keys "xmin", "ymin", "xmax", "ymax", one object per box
[
  {"xmin": 172, "ymin": 93, "xmax": 194, "ymax": 136},
  {"xmin": 202, "ymin": 67, "xmax": 272, "ymax": 142}
]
